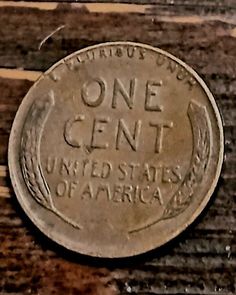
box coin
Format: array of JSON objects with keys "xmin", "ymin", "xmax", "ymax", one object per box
[{"xmin": 9, "ymin": 42, "xmax": 224, "ymax": 258}]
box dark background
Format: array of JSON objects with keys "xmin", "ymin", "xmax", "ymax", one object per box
[{"xmin": 0, "ymin": 1, "xmax": 235, "ymax": 294}]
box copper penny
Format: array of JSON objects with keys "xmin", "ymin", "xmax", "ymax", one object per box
[{"xmin": 9, "ymin": 42, "xmax": 224, "ymax": 257}]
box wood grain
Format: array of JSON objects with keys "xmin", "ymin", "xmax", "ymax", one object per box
[
  {"xmin": 0, "ymin": 2, "xmax": 235, "ymax": 295},
  {"xmin": 0, "ymin": 4, "xmax": 235, "ymax": 73},
  {"xmin": 3, "ymin": 0, "xmax": 236, "ymax": 8}
]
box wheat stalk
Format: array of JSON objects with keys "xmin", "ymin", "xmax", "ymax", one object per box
[
  {"xmin": 21, "ymin": 97, "xmax": 53, "ymax": 209},
  {"xmin": 161, "ymin": 102, "xmax": 210, "ymax": 220},
  {"xmin": 129, "ymin": 101, "xmax": 211, "ymax": 234},
  {"xmin": 21, "ymin": 93, "xmax": 81, "ymax": 229}
]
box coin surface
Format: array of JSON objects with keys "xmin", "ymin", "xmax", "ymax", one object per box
[{"xmin": 9, "ymin": 42, "xmax": 224, "ymax": 258}]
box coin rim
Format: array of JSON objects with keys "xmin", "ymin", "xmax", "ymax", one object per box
[{"xmin": 8, "ymin": 41, "xmax": 224, "ymax": 258}]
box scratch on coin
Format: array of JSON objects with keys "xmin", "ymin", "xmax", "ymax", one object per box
[
  {"xmin": 38, "ymin": 25, "xmax": 65, "ymax": 50},
  {"xmin": 84, "ymin": 145, "xmax": 94, "ymax": 155}
]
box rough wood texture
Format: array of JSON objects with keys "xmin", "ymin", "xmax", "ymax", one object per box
[
  {"xmin": 7, "ymin": 0, "xmax": 236, "ymax": 7},
  {"xmin": 0, "ymin": 2, "xmax": 235, "ymax": 294}
]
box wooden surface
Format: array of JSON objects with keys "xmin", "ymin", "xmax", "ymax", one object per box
[{"xmin": 0, "ymin": 1, "xmax": 235, "ymax": 294}]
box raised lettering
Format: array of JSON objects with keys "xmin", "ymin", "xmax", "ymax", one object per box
[
  {"xmin": 81, "ymin": 183, "xmax": 93, "ymax": 199},
  {"xmin": 118, "ymin": 163, "xmax": 127, "ymax": 180},
  {"xmin": 46, "ymin": 156, "xmax": 57, "ymax": 174},
  {"xmin": 186, "ymin": 76, "xmax": 197, "ymax": 91},
  {"xmin": 151, "ymin": 187, "xmax": 163, "ymax": 205},
  {"xmin": 112, "ymin": 78, "xmax": 136, "ymax": 109},
  {"xmin": 167, "ymin": 60, "xmax": 178, "ymax": 73},
  {"xmin": 127, "ymin": 47, "xmax": 135, "ymax": 58},
  {"xmin": 64, "ymin": 114, "xmax": 85, "ymax": 148},
  {"xmin": 101, "ymin": 162, "xmax": 112, "ymax": 179},
  {"xmin": 115, "ymin": 47, "xmax": 123, "ymax": 57},
  {"xmin": 56, "ymin": 180, "xmax": 68, "ymax": 197},
  {"xmin": 145, "ymin": 80, "xmax": 163, "ymax": 111},
  {"xmin": 149, "ymin": 121, "xmax": 173, "ymax": 153},
  {"xmin": 122, "ymin": 185, "xmax": 133, "ymax": 202},
  {"xmin": 100, "ymin": 49, "xmax": 107, "ymax": 58},
  {"xmin": 60, "ymin": 159, "xmax": 73, "ymax": 176},
  {"xmin": 177, "ymin": 68, "xmax": 188, "ymax": 80},
  {"xmin": 68, "ymin": 181, "xmax": 78, "ymax": 198},
  {"xmin": 81, "ymin": 78, "xmax": 106, "ymax": 107},
  {"xmin": 139, "ymin": 186, "xmax": 150, "ymax": 204},
  {"xmin": 139, "ymin": 48, "xmax": 146, "ymax": 60},
  {"xmin": 116, "ymin": 119, "xmax": 141, "ymax": 151},
  {"xmin": 156, "ymin": 54, "xmax": 166, "ymax": 66},
  {"xmin": 91, "ymin": 161, "xmax": 100, "ymax": 178},
  {"xmin": 91, "ymin": 117, "xmax": 110, "ymax": 149},
  {"xmin": 129, "ymin": 163, "xmax": 140, "ymax": 180},
  {"xmin": 112, "ymin": 184, "xmax": 122, "ymax": 202},
  {"xmin": 95, "ymin": 184, "xmax": 111, "ymax": 201}
]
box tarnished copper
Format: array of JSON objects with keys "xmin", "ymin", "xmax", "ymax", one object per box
[{"xmin": 9, "ymin": 42, "xmax": 224, "ymax": 257}]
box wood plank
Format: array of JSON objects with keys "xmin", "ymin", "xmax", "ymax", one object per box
[
  {"xmin": 0, "ymin": 68, "xmax": 41, "ymax": 81},
  {"xmin": 0, "ymin": 5, "xmax": 235, "ymax": 72},
  {"xmin": 0, "ymin": 1, "xmax": 235, "ymax": 20},
  {"xmin": 0, "ymin": 3, "xmax": 235, "ymax": 294},
  {"xmin": 1, "ymin": 0, "xmax": 235, "ymax": 8}
]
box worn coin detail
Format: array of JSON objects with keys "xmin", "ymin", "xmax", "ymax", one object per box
[{"xmin": 9, "ymin": 42, "xmax": 224, "ymax": 257}]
